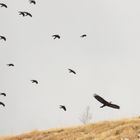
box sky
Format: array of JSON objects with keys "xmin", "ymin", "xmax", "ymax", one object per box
[{"xmin": 0, "ymin": 0, "xmax": 140, "ymax": 135}]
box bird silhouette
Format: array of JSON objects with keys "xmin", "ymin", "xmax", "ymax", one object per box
[
  {"xmin": 19, "ymin": 11, "xmax": 32, "ymax": 17},
  {"xmin": 80, "ymin": 34, "xmax": 87, "ymax": 38},
  {"xmin": 59, "ymin": 105, "xmax": 66, "ymax": 111},
  {"xmin": 52, "ymin": 34, "xmax": 60, "ymax": 39},
  {"xmin": 31, "ymin": 80, "xmax": 38, "ymax": 84},
  {"xmin": 0, "ymin": 93, "xmax": 6, "ymax": 96},
  {"xmin": 0, "ymin": 102, "xmax": 5, "ymax": 107},
  {"xmin": 93, "ymin": 94, "xmax": 120, "ymax": 109},
  {"xmin": 0, "ymin": 3, "xmax": 7, "ymax": 8},
  {"xmin": 7, "ymin": 63, "xmax": 14, "ymax": 67},
  {"xmin": 0, "ymin": 36, "xmax": 6, "ymax": 41},
  {"xmin": 68, "ymin": 69, "xmax": 76, "ymax": 74},
  {"xmin": 29, "ymin": 0, "xmax": 36, "ymax": 4}
]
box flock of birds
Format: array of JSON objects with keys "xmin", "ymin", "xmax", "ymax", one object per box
[{"xmin": 0, "ymin": 0, "xmax": 120, "ymax": 113}]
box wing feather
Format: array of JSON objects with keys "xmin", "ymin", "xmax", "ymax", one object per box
[{"xmin": 93, "ymin": 94, "xmax": 108, "ymax": 104}]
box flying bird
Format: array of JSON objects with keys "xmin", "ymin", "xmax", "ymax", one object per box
[
  {"xmin": 0, "ymin": 102, "xmax": 5, "ymax": 107},
  {"xmin": 59, "ymin": 105, "xmax": 66, "ymax": 111},
  {"xmin": 31, "ymin": 80, "xmax": 38, "ymax": 84},
  {"xmin": 19, "ymin": 11, "xmax": 32, "ymax": 17},
  {"xmin": 93, "ymin": 94, "xmax": 120, "ymax": 109},
  {"xmin": 0, "ymin": 3, "xmax": 7, "ymax": 8},
  {"xmin": 29, "ymin": 0, "xmax": 36, "ymax": 4},
  {"xmin": 0, "ymin": 93, "xmax": 6, "ymax": 96},
  {"xmin": 80, "ymin": 34, "xmax": 87, "ymax": 38},
  {"xmin": 0, "ymin": 36, "xmax": 6, "ymax": 41},
  {"xmin": 7, "ymin": 63, "xmax": 14, "ymax": 67},
  {"xmin": 68, "ymin": 69, "xmax": 76, "ymax": 74},
  {"xmin": 52, "ymin": 34, "xmax": 60, "ymax": 39}
]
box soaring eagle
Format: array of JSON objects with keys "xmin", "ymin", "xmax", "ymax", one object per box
[
  {"xmin": 0, "ymin": 93, "xmax": 6, "ymax": 96},
  {"xmin": 68, "ymin": 69, "xmax": 76, "ymax": 74},
  {"xmin": 29, "ymin": 0, "xmax": 36, "ymax": 4},
  {"xmin": 31, "ymin": 80, "xmax": 38, "ymax": 84},
  {"xmin": 52, "ymin": 34, "xmax": 60, "ymax": 39},
  {"xmin": 0, "ymin": 3, "xmax": 7, "ymax": 8},
  {"xmin": 0, "ymin": 36, "xmax": 6, "ymax": 41},
  {"xmin": 93, "ymin": 94, "xmax": 120, "ymax": 109},
  {"xmin": 59, "ymin": 105, "xmax": 66, "ymax": 111},
  {"xmin": 19, "ymin": 11, "xmax": 32, "ymax": 17}
]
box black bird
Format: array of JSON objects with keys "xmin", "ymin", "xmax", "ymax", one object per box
[
  {"xmin": 0, "ymin": 36, "xmax": 6, "ymax": 41},
  {"xmin": 0, "ymin": 93, "xmax": 6, "ymax": 96},
  {"xmin": 29, "ymin": 0, "xmax": 36, "ymax": 4},
  {"xmin": 59, "ymin": 105, "xmax": 66, "ymax": 111},
  {"xmin": 31, "ymin": 80, "xmax": 38, "ymax": 84},
  {"xmin": 7, "ymin": 63, "xmax": 14, "ymax": 67},
  {"xmin": 0, "ymin": 3, "xmax": 7, "ymax": 8},
  {"xmin": 80, "ymin": 34, "xmax": 87, "ymax": 38},
  {"xmin": 0, "ymin": 102, "xmax": 5, "ymax": 107},
  {"xmin": 19, "ymin": 11, "xmax": 32, "ymax": 17},
  {"xmin": 68, "ymin": 69, "xmax": 76, "ymax": 74},
  {"xmin": 93, "ymin": 94, "xmax": 120, "ymax": 109},
  {"xmin": 52, "ymin": 34, "xmax": 60, "ymax": 39}
]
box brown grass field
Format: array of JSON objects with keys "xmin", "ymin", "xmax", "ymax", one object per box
[{"xmin": 1, "ymin": 117, "xmax": 140, "ymax": 140}]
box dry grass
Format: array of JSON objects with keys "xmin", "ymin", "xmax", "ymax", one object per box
[{"xmin": 1, "ymin": 117, "xmax": 140, "ymax": 140}]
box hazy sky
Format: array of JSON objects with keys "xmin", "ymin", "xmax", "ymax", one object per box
[{"xmin": 0, "ymin": 0, "xmax": 140, "ymax": 135}]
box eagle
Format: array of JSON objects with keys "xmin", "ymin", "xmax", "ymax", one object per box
[
  {"xmin": 52, "ymin": 34, "xmax": 60, "ymax": 39},
  {"xmin": 7, "ymin": 63, "xmax": 14, "ymax": 67},
  {"xmin": 68, "ymin": 69, "xmax": 76, "ymax": 74},
  {"xmin": 93, "ymin": 94, "xmax": 120, "ymax": 109},
  {"xmin": 0, "ymin": 102, "xmax": 5, "ymax": 107},
  {"xmin": 0, "ymin": 3, "xmax": 7, "ymax": 8},
  {"xmin": 31, "ymin": 80, "xmax": 38, "ymax": 84},
  {"xmin": 19, "ymin": 11, "xmax": 32, "ymax": 17},
  {"xmin": 29, "ymin": 0, "xmax": 36, "ymax": 4},
  {"xmin": 0, "ymin": 36, "xmax": 6, "ymax": 41},
  {"xmin": 0, "ymin": 93, "xmax": 6, "ymax": 96},
  {"xmin": 59, "ymin": 105, "xmax": 66, "ymax": 111},
  {"xmin": 80, "ymin": 34, "xmax": 87, "ymax": 38}
]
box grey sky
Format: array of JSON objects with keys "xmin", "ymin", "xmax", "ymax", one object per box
[{"xmin": 0, "ymin": 0, "xmax": 140, "ymax": 135}]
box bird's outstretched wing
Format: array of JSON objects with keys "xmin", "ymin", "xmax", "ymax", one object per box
[
  {"xmin": 59, "ymin": 105, "xmax": 66, "ymax": 111},
  {"xmin": 108, "ymin": 103, "xmax": 120, "ymax": 109},
  {"xmin": 93, "ymin": 94, "xmax": 108, "ymax": 104},
  {"xmin": 68, "ymin": 69, "xmax": 76, "ymax": 74},
  {"xmin": 0, "ymin": 102, "xmax": 5, "ymax": 107},
  {"xmin": 0, "ymin": 3, "xmax": 7, "ymax": 8}
]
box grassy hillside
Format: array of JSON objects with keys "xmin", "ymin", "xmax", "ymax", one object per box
[{"xmin": 1, "ymin": 117, "xmax": 140, "ymax": 140}]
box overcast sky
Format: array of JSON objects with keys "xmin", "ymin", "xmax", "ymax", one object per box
[{"xmin": 0, "ymin": 0, "xmax": 140, "ymax": 135}]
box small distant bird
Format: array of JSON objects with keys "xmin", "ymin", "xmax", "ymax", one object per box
[
  {"xmin": 31, "ymin": 80, "xmax": 38, "ymax": 84},
  {"xmin": 80, "ymin": 34, "xmax": 87, "ymax": 38},
  {"xmin": 59, "ymin": 105, "xmax": 66, "ymax": 111},
  {"xmin": 68, "ymin": 69, "xmax": 76, "ymax": 74},
  {"xmin": 0, "ymin": 93, "xmax": 6, "ymax": 96},
  {"xmin": 93, "ymin": 94, "xmax": 120, "ymax": 109},
  {"xmin": 0, "ymin": 3, "xmax": 7, "ymax": 8},
  {"xmin": 0, "ymin": 36, "xmax": 6, "ymax": 41},
  {"xmin": 29, "ymin": 0, "xmax": 36, "ymax": 4},
  {"xmin": 52, "ymin": 34, "xmax": 60, "ymax": 39},
  {"xmin": 19, "ymin": 11, "xmax": 32, "ymax": 17},
  {"xmin": 0, "ymin": 102, "xmax": 5, "ymax": 107},
  {"xmin": 7, "ymin": 63, "xmax": 14, "ymax": 67}
]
